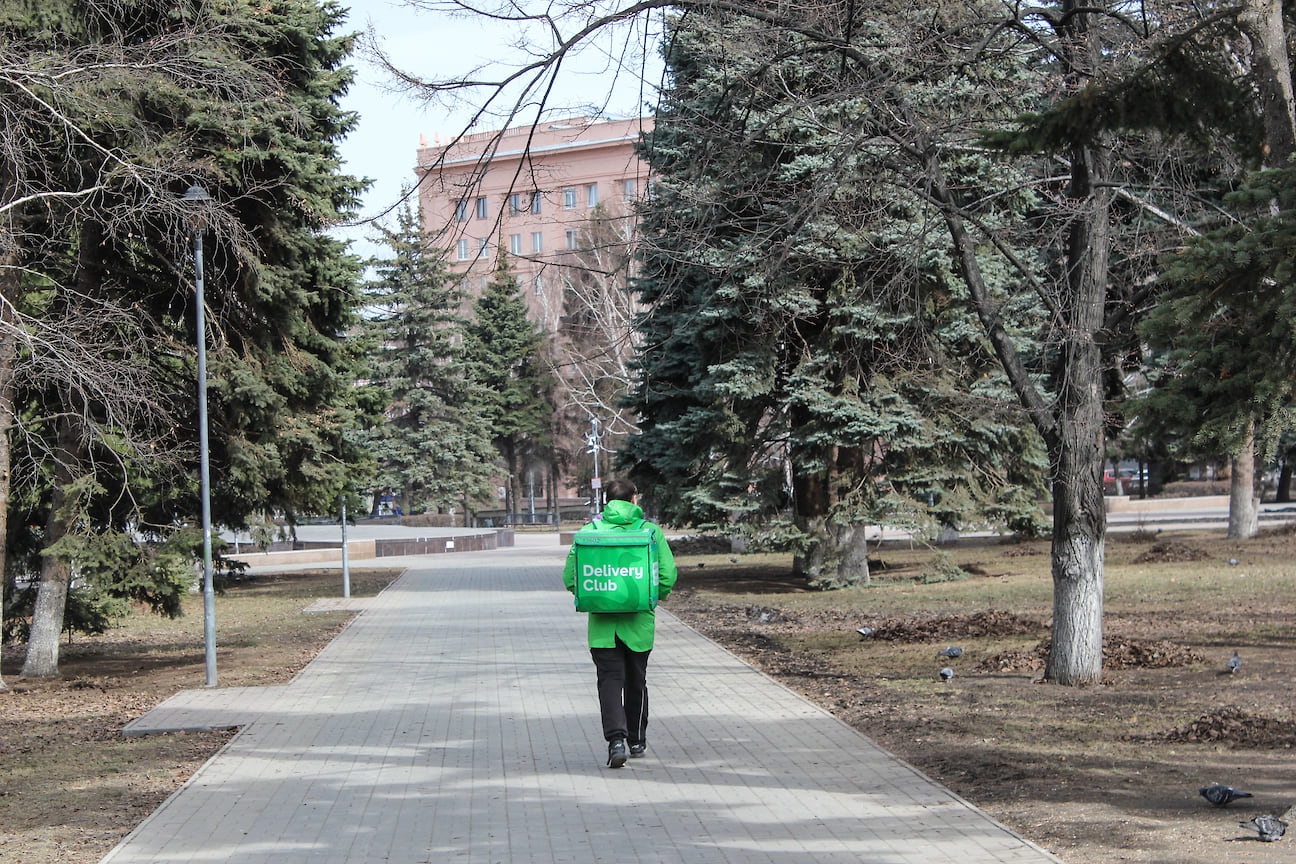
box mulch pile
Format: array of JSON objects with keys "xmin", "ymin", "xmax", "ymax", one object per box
[
  {"xmin": 860, "ymin": 610, "xmax": 1044, "ymax": 642},
  {"xmin": 1133, "ymin": 541, "xmax": 1210, "ymax": 564},
  {"xmin": 978, "ymin": 637, "xmax": 1206, "ymax": 673},
  {"xmin": 1164, "ymin": 706, "xmax": 1296, "ymax": 749}
]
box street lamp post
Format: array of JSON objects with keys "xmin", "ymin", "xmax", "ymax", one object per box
[
  {"xmin": 183, "ymin": 183, "xmax": 217, "ymax": 688},
  {"xmin": 586, "ymin": 417, "xmax": 603, "ymax": 515}
]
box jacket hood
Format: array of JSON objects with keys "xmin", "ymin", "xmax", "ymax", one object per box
[{"xmin": 600, "ymin": 498, "xmax": 644, "ymax": 525}]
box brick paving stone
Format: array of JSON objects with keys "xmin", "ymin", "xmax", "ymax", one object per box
[{"xmin": 103, "ymin": 543, "xmax": 1064, "ymax": 864}]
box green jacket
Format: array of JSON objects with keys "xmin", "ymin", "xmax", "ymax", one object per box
[{"xmin": 562, "ymin": 499, "xmax": 678, "ymax": 652}]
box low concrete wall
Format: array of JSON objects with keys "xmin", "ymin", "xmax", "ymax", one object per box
[
  {"xmin": 227, "ymin": 529, "xmax": 514, "ymax": 567},
  {"xmin": 1104, "ymin": 495, "xmax": 1229, "ymax": 513},
  {"xmin": 229, "ymin": 539, "xmax": 377, "ymax": 567},
  {"xmin": 374, "ymin": 529, "xmax": 513, "ymax": 557}
]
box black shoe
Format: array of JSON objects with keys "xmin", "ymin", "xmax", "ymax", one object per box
[
  {"xmin": 607, "ymin": 738, "xmax": 628, "ymax": 768},
  {"xmin": 629, "ymin": 742, "xmax": 646, "ymax": 758}
]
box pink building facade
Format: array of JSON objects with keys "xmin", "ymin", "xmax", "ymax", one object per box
[{"xmin": 415, "ymin": 116, "xmax": 653, "ymax": 331}]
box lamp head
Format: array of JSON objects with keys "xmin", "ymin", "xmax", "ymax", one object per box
[
  {"xmin": 182, "ymin": 184, "xmax": 210, "ymax": 204},
  {"xmin": 181, "ymin": 184, "xmax": 211, "ymax": 230}
]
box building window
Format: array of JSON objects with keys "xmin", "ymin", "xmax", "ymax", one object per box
[
  {"xmin": 456, "ymin": 238, "xmax": 470, "ymax": 261},
  {"xmin": 475, "ymin": 197, "xmax": 488, "ymax": 220},
  {"xmin": 478, "ymin": 238, "xmax": 489, "ymax": 259},
  {"xmin": 454, "ymin": 200, "xmax": 469, "ymax": 222},
  {"xmin": 509, "ymin": 193, "xmax": 523, "ymax": 215},
  {"xmin": 534, "ymin": 274, "xmax": 544, "ymax": 294},
  {"xmin": 565, "ymin": 229, "xmax": 578, "ymax": 250},
  {"xmin": 509, "ymin": 233, "xmax": 522, "ymax": 255},
  {"xmin": 530, "ymin": 191, "xmax": 542, "ymax": 214},
  {"xmin": 586, "ymin": 183, "xmax": 598, "ymax": 207},
  {"xmin": 531, "ymin": 231, "xmax": 543, "ymax": 253},
  {"xmin": 622, "ymin": 179, "xmax": 635, "ymax": 199},
  {"xmin": 563, "ymin": 188, "xmax": 577, "ymax": 210}
]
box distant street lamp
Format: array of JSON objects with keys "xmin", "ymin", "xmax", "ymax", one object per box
[
  {"xmin": 182, "ymin": 183, "xmax": 217, "ymax": 688},
  {"xmin": 586, "ymin": 417, "xmax": 604, "ymax": 514}
]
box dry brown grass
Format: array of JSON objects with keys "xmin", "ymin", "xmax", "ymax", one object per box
[
  {"xmin": 666, "ymin": 529, "xmax": 1296, "ymax": 864},
  {"xmin": 0, "ymin": 567, "xmax": 401, "ymax": 864}
]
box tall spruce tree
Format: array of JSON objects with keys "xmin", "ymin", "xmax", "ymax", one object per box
[
  {"xmin": 464, "ymin": 250, "xmax": 554, "ymax": 516},
  {"xmin": 1140, "ymin": 166, "xmax": 1296, "ymax": 524},
  {"xmin": 7, "ymin": 0, "xmax": 370, "ymax": 677},
  {"xmin": 624, "ymin": 13, "xmax": 1048, "ymax": 587},
  {"xmin": 362, "ymin": 200, "xmax": 496, "ymax": 515}
]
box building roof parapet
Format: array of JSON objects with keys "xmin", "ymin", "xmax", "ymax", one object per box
[{"xmin": 416, "ymin": 115, "xmax": 651, "ymax": 171}]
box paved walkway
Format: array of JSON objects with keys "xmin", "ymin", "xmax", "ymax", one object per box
[{"xmin": 104, "ymin": 539, "xmax": 1063, "ymax": 864}]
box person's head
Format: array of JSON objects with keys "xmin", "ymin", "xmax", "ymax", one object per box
[{"xmin": 604, "ymin": 478, "xmax": 637, "ymax": 503}]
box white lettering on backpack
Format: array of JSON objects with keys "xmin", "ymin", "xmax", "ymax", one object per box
[{"xmin": 582, "ymin": 563, "xmax": 644, "ymax": 582}]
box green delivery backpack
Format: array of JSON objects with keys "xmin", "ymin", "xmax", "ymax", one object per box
[{"xmin": 572, "ymin": 518, "xmax": 660, "ymax": 613}]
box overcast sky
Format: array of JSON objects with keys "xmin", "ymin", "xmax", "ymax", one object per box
[{"xmin": 333, "ymin": 0, "xmax": 664, "ymax": 260}]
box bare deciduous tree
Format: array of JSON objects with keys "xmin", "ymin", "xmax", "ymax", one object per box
[{"xmin": 554, "ymin": 207, "xmax": 642, "ymax": 435}]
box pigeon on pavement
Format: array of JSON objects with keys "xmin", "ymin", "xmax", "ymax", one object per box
[
  {"xmin": 1200, "ymin": 784, "xmax": 1253, "ymax": 807},
  {"xmin": 1241, "ymin": 815, "xmax": 1288, "ymax": 842},
  {"xmin": 1227, "ymin": 651, "xmax": 1242, "ymax": 674},
  {"xmin": 939, "ymin": 667, "xmax": 954, "ymax": 681},
  {"xmin": 937, "ymin": 646, "xmax": 963, "ymax": 659}
]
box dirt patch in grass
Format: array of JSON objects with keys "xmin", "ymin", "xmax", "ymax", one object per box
[
  {"xmin": 666, "ymin": 533, "xmax": 1296, "ymax": 864},
  {"xmin": 0, "ymin": 567, "xmax": 401, "ymax": 864}
]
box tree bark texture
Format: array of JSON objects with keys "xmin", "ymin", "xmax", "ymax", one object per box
[
  {"xmin": 21, "ymin": 417, "xmax": 80, "ymax": 677},
  {"xmin": 1276, "ymin": 452, "xmax": 1292, "ymax": 502},
  {"xmin": 1043, "ymin": 113, "xmax": 1112, "ymax": 685},
  {"xmin": 1238, "ymin": 0, "xmax": 1296, "ymax": 167},
  {"xmin": 0, "ymin": 261, "xmax": 16, "ymax": 690},
  {"xmin": 1227, "ymin": 426, "xmax": 1259, "ymax": 539},
  {"xmin": 791, "ymin": 448, "xmax": 871, "ymax": 588}
]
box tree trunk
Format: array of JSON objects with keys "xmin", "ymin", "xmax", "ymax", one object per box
[
  {"xmin": 930, "ymin": 111, "xmax": 1109, "ymax": 684},
  {"xmin": 795, "ymin": 515, "xmax": 871, "ymax": 588},
  {"xmin": 21, "ymin": 418, "xmax": 81, "ymax": 677},
  {"xmin": 790, "ymin": 457, "xmax": 870, "ymax": 588},
  {"xmin": 1227, "ymin": 425, "xmax": 1259, "ymax": 539},
  {"xmin": 1238, "ymin": 0, "xmax": 1296, "ymax": 168},
  {"xmin": 0, "ymin": 262, "xmax": 17, "ymax": 691},
  {"xmin": 1041, "ymin": 76, "xmax": 1113, "ymax": 683},
  {"xmin": 1047, "ymin": 448, "xmax": 1107, "ymax": 684},
  {"xmin": 1276, "ymin": 452, "xmax": 1292, "ymax": 503},
  {"xmin": 502, "ymin": 437, "xmax": 519, "ymax": 515}
]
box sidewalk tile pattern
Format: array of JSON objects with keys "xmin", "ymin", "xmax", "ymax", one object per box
[{"xmin": 103, "ymin": 551, "xmax": 1064, "ymax": 864}]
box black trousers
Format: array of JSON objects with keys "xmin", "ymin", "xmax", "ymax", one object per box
[{"xmin": 590, "ymin": 638, "xmax": 651, "ymax": 744}]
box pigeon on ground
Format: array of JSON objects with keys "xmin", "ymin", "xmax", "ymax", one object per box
[
  {"xmin": 1241, "ymin": 815, "xmax": 1288, "ymax": 842},
  {"xmin": 937, "ymin": 646, "xmax": 963, "ymax": 659},
  {"xmin": 1227, "ymin": 651, "xmax": 1242, "ymax": 674},
  {"xmin": 939, "ymin": 667, "xmax": 954, "ymax": 681},
  {"xmin": 1200, "ymin": 784, "xmax": 1253, "ymax": 807},
  {"xmin": 856, "ymin": 627, "xmax": 875, "ymax": 638}
]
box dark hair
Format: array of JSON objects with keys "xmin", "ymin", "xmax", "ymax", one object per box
[{"xmin": 604, "ymin": 478, "xmax": 637, "ymax": 502}]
